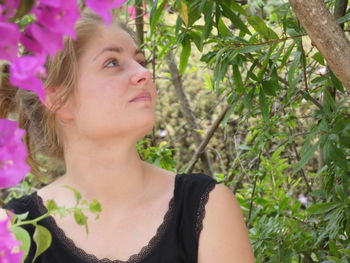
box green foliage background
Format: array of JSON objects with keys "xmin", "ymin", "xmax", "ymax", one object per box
[
  {"xmin": 141, "ymin": 0, "xmax": 350, "ymax": 262},
  {"xmin": 2, "ymin": 0, "xmax": 350, "ymax": 262}
]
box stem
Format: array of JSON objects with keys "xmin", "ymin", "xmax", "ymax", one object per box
[
  {"xmin": 10, "ymin": 211, "xmax": 51, "ymax": 228},
  {"xmin": 135, "ymin": 0, "xmax": 144, "ymax": 48}
]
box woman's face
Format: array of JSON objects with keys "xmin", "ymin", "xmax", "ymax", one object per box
[{"xmin": 67, "ymin": 24, "xmax": 157, "ymax": 142}]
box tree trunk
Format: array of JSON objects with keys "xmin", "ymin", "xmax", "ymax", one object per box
[
  {"xmin": 165, "ymin": 51, "xmax": 214, "ymax": 177},
  {"xmin": 135, "ymin": 0, "xmax": 144, "ymax": 47},
  {"xmin": 289, "ymin": 0, "xmax": 350, "ymax": 92}
]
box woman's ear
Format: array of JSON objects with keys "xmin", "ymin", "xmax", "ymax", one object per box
[
  {"xmin": 44, "ymin": 86, "xmax": 58, "ymax": 110},
  {"xmin": 44, "ymin": 86, "xmax": 74, "ymax": 122}
]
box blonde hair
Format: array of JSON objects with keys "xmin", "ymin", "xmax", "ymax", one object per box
[{"xmin": 0, "ymin": 10, "xmax": 136, "ymax": 178}]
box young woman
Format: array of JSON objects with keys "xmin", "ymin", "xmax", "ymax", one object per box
[{"xmin": 2, "ymin": 10, "xmax": 255, "ymax": 263}]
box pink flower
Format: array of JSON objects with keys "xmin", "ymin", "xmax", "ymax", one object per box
[
  {"xmin": 127, "ymin": 5, "xmax": 147, "ymax": 20},
  {"xmin": 20, "ymin": 26, "xmax": 45, "ymax": 55},
  {"xmin": 9, "ymin": 54, "xmax": 46, "ymax": 103},
  {"xmin": 0, "ymin": 216, "xmax": 24, "ymax": 263},
  {"xmin": 20, "ymin": 0, "xmax": 80, "ymax": 55},
  {"xmin": 21, "ymin": 23, "xmax": 64, "ymax": 55},
  {"xmin": 33, "ymin": 0, "xmax": 81, "ymax": 39},
  {"xmin": 39, "ymin": 0, "xmax": 62, "ymax": 8},
  {"xmin": 0, "ymin": 0, "xmax": 20, "ymax": 22},
  {"xmin": 0, "ymin": 22, "xmax": 20, "ymax": 62},
  {"xmin": 86, "ymin": 0, "xmax": 128, "ymax": 25},
  {"xmin": 127, "ymin": 6, "xmax": 136, "ymax": 19},
  {"xmin": 0, "ymin": 119, "xmax": 30, "ymax": 189}
]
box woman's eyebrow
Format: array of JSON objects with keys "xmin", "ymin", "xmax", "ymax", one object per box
[{"xmin": 93, "ymin": 46, "xmax": 144, "ymax": 61}]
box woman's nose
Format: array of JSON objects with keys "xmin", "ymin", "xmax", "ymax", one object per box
[{"xmin": 130, "ymin": 66, "xmax": 152, "ymax": 86}]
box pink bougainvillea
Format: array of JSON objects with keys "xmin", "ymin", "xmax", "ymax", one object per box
[
  {"xmin": 9, "ymin": 54, "xmax": 46, "ymax": 103},
  {"xmin": 0, "ymin": 0, "xmax": 20, "ymax": 22},
  {"xmin": 0, "ymin": 216, "xmax": 24, "ymax": 263},
  {"xmin": 0, "ymin": 119, "xmax": 30, "ymax": 189},
  {"xmin": 86, "ymin": 0, "xmax": 127, "ymax": 25},
  {"xmin": 0, "ymin": 22, "xmax": 20, "ymax": 62},
  {"xmin": 127, "ymin": 5, "xmax": 148, "ymax": 20}
]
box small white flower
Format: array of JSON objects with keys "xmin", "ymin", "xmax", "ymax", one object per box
[
  {"xmin": 317, "ymin": 67, "xmax": 328, "ymax": 75},
  {"xmin": 159, "ymin": 130, "xmax": 168, "ymax": 137},
  {"xmin": 298, "ymin": 194, "xmax": 308, "ymax": 205}
]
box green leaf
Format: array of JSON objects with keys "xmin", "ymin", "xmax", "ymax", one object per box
[
  {"xmin": 11, "ymin": 226, "xmax": 31, "ymax": 263},
  {"xmin": 346, "ymin": 211, "xmax": 350, "ymax": 236},
  {"xmin": 33, "ymin": 225, "xmax": 52, "ymax": 261},
  {"xmin": 175, "ymin": 15, "xmax": 182, "ymax": 36},
  {"xmin": 15, "ymin": 212, "xmax": 29, "ymax": 221},
  {"xmin": 307, "ymin": 202, "xmax": 341, "ymax": 215},
  {"xmin": 220, "ymin": 2, "xmax": 251, "ymax": 35},
  {"xmin": 329, "ymin": 142, "xmax": 349, "ymax": 170},
  {"xmin": 45, "ymin": 199, "xmax": 58, "ymax": 211},
  {"xmin": 287, "ymin": 51, "xmax": 301, "ymax": 84},
  {"xmin": 292, "ymin": 136, "xmax": 322, "ymax": 174},
  {"xmin": 150, "ymin": 0, "xmax": 167, "ymax": 35},
  {"xmin": 57, "ymin": 206, "xmax": 67, "ymax": 218},
  {"xmin": 257, "ymin": 43, "xmax": 277, "ymax": 81},
  {"xmin": 329, "ymin": 240, "xmax": 341, "ymax": 258},
  {"xmin": 73, "ymin": 210, "xmax": 88, "ymax": 226},
  {"xmin": 236, "ymin": 44, "xmax": 264, "ymax": 54},
  {"xmin": 336, "ymin": 12, "xmax": 350, "ymax": 24},
  {"xmin": 323, "ymin": 139, "xmax": 332, "ymax": 165},
  {"xmin": 243, "ymin": 86, "xmax": 256, "ymax": 110},
  {"xmin": 204, "ymin": 73, "xmax": 213, "ymax": 91},
  {"xmin": 179, "ymin": 36, "xmax": 191, "ymax": 75},
  {"xmin": 311, "ymin": 76, "xmax": 328, "ymax": 84},
  {"xmin": 222, "ymin": 0, "xmax": 247, "ymax": 16},
  {"xmin": 333, "ymin": 117, "xmax": 350, "ymax": 134},
  {"xmin": 200, "ymin": 1, "xmax": 213, "ymax": 49},
  {"xmin": 222, "ymin": 96, "xmax": 238, "ymax": 126},
  {"xmin": 329, "ymin": 70, "xmax": 345, "ymax": 92},
  {"xmin": 188, "ymin": 30, "xmax": 202, "ymax": 51},
  {"xmin": 326, "ymin": 256, "xmax": 342, "ymax": 263},
  {"xmin": 323, "ymin": 87, "xmax": 336, "ymax": 111},
  {"xmin": 63, "ymin": 185, "xmax": 82, "ymax": 206},
  {"xmin": 217, "ymin": 16, "xmax": 232, "ymax": 37},
  {"xmin": 336, "ymin": 119, "xmax": 350, "ymax": 148},
  {"xmin": 229, "ymin": 0, "xmax": 247, "ymax": 16},
  {"xmin": 261, "ymin": 80, "xmax": 277, "ymax": 96},
  {"xmin": 232, "ymin": 65, "xmax": 244, "ymax": 93},
  {"xmin": 259, "ymin": 87, "xmax": 269, "ymax": 120},
  {"xmin": 339, "ymin": 249, "xmax": 350, "ymax": 256},
  {"xmin": 89, "ymin": 199, "xmax": 102, "ymax": 213},
  {"xmin": 247, "ymin": 16, "xmax": 279, "ymax": 40},
  {"xmin": 237, "ymin": 145, "xmax": 251, "ymax": 150},
  {"xmin": 312, "ymin": 52, "xmax": 325, "ymax": 65},
  {"xmin": 280, "ymin": 41, "xmax": 296, "ymax": 68},
  {"xmin": 198, "ymin": 0, "xmax": 207, "ymax": 13},
  {"xmin": 178, "ymin": 0, "xmax": 189, "ymax": 27}
]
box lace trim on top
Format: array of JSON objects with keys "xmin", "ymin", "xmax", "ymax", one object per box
[
  {"xmin": 32, "ymin": 175, "xmax": 179, "ymax": 263},
  {"xmin": 195, "ymin": 182, "xmax": 217, "ymax": 240}
]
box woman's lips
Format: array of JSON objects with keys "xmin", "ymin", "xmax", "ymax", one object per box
[
  {"xmin": 129, "ymin": 91, "xmax": 152, "ymax": 102},
  {"xmin": 130, "ymin": 96, "xmax": 152, "ymax": 102}
]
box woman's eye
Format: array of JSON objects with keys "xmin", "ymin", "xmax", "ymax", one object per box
[{"xmin": 105, "ymin": 59, "xmax": 119, "ymax": 68}]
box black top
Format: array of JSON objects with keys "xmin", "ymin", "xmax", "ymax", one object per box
[{"xmin": 4, "ymin": 173, "xmax": 221, "ymax": 263}]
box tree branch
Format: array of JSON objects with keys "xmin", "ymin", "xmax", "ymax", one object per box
[
  {"xmin": 185, "ymin": 104, "xmax": 230, "ymax": 174},
  {"xmin": 289, "ymin": 0, "xmax": 350, "ymax": 91},
  {"xmin": 165, "ymin": 50, "xmax": 214, "ymax": 176}
]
